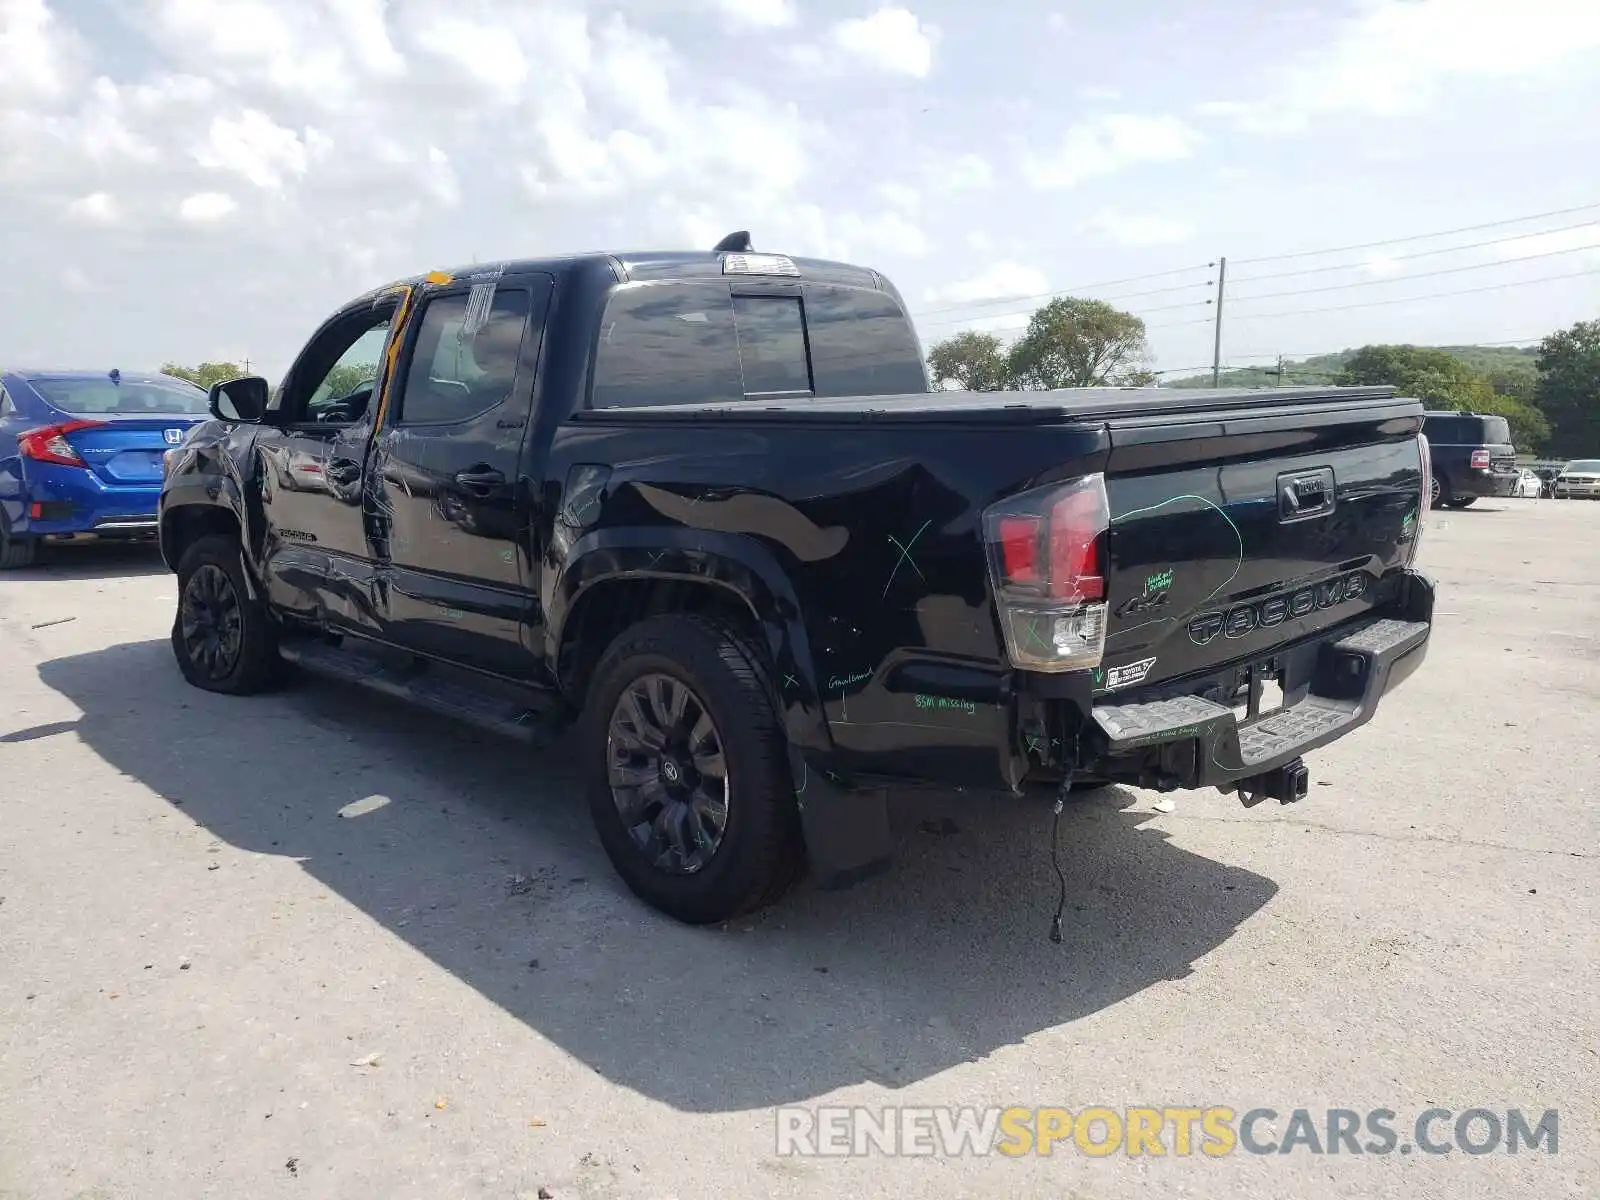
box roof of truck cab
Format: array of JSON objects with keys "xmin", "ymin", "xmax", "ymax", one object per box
[{"xmin": 363, "ymin": 250, "xmax": 886, "ymax": 298}]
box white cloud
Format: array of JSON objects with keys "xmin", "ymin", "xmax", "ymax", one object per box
[
  {"xmin": 407, "ymin": 13, "xmax": 533, "ymax": 103},
  {"xmin": 6, "ymin": 0, "xmax": 1596, "ymax": 379},
  {"xmin": 179, "ymin": 192, "xmax": 239, "ymax": 222},
  {"xmin": 1487, "ymin": 223, "xmax": 1600, "ymax": 262},
  {"xmin": 874, "ymin": 182, "xmax": 921, "ymax": 212},
  {"xmin": 66, "ymin": 192, "xmax": 121, "ymax": 225},
  {"xmin": 847, "ymin": 210, "xmax": 928, "ymax": 257},
  {"xmin": 1024, "ymin": 113, "xmax": 1201, "ymax": 189},
  {"xmin": 1045, "ymin": 12, "xmax": 1068, "ymax": 33},
  {"xmin": 708, "ymin": 0, "xmax": 796, "ymax": 27},
  {"xmin": 960, "ymin": 311, "xmax": 1032, "ymax": 335},
  {"xmin": 0, "ymin": 0, "xmax": 84, "ymax": 103},
  {"xmin": 1078, "ymin": 85, "xmax": 1121, "ymax": 102},
  {"xmin": 423, "ymin": 146, "xmax": 460, "ymax": 208},
  {"xmin": 195, "ymin": 110, "xmax": 318, "ymax": 190},
  {"xmin": 1201, "ymin": 0, "xmax": 1600, "ymax": 133},
  {"xmin": 62, "ymin": 266, "xmax": 101, "ymax": 293},
  {"xmin": 939, "ymin": 153, "xmax": 993, "ymax": 192},
  {"xmin": 924, "ymin": 261, "xmax": 1049, "ymax": 307},
  {"xmin": 832, "ymin": 7, "xmax": 936, "ymax": 78},
  {"xmin": 1080, "ymin": 209, "xmax": 1196, "ymax": 247}
]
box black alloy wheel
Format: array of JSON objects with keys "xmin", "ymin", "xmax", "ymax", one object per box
[
  {"xmin": 178, "ymin": 563, "xmax": 245, "ymax": 683},
  {"xmin": 170, "ymin": 534, "xmax": 285, "ymax": 694},
  {"xmin": 606, "ymin": 672, "xmax": 730, "ymax": 875}
]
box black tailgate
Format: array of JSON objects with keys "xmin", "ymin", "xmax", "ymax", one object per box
[{"xmin": 1095, "ymin": 394, "xmax": 1425, "ymax": 694}]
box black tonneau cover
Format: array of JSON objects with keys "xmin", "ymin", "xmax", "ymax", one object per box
[{"xmin": 573, "ymin": 385, "xmax": 1400, "ymax": 426}]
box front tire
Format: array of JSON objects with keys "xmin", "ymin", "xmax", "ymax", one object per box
[
  {"xmin": 1445, "ymin": 496, "xmax": 1476, "ymax": 509},
  {"xmin": 171, "ymin": 534, "xmax": 283, "ymax": 694},
  {"xmin": 1429, "ymin": 474, "xmax": 1446, "ymax": 509},
  {"xmin": 579, "ymin": 614, "xmax": 803, "ymax": 925}
]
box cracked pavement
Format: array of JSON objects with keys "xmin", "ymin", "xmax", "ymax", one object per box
[{"xmin": 1, "ymin": 499, "xmax": 1596, "ymax": 1199}]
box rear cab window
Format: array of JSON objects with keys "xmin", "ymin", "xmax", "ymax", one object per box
[{"xmin": 590, "ymin": 278, "xmax": 927, "ymax": 409}]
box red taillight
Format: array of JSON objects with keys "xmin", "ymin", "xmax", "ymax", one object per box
[
  {"xmin": 17, "ymin": 420, "xmax": 105, "ymax": 468},
  {"xmin": 1470, "ymin": 448, "xmax": 1490, "ymax": 469},
  {"xmin": 1049, "ymin": 487, "xmax": 1105, "ymax": 601},
  {"xmin": 982, "ymin": 473, "xmax": 1111, "ymax": 673},
  {"xmin": 997, "ymin": 515, "xmax": 1043, "ymax": 585}
]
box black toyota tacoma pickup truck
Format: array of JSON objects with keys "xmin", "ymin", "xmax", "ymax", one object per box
[{"xmin": 159, "ymin": 236, "xmax": 1435, "ymax": 924}]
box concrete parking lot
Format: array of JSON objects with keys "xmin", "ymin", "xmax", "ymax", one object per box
[{"xmin": 1, "ymin": 499, "xmax": 1595, "ymax": 1200}]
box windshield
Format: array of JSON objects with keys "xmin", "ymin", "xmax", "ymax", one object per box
[
  {"xmin": 1564, "ymin": 460, "xmax": 1600, "ymax": 473},
  {"xmin": 30, "ymin": 376, "xmax": 210, "ymax": 417}
]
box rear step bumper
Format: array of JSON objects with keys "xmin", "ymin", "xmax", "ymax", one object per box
[{"xmin": 1089, "ymin": 571, "xmax": 1433, "ymax": 790}]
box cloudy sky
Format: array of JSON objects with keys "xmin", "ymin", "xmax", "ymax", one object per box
[{"xmin": 2, "ymin": 0, "xmax": 1597, "ymax": 381}]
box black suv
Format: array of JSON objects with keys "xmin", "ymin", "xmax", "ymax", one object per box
[{"xmin": 1421, "ymin": 411, "xmax": 1518, "ymax": 508}]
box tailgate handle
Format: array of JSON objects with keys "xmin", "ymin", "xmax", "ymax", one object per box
[{"xmin": 1278, "ymin": 468, "xmax": 1335, "ymax": 523}]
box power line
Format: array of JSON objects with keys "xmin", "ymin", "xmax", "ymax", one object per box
[
  {"xmin": 1228, "ymin": 242, "xmax": 1600, "ymax": 304},
  {"xmin": 1210, "ymin": 267, "xmax": 1599, "ymax": 323},
  {"xmin": 1230, "ymin": 201, "xmax": 1600, "ymax": 266},
  {"xmin": 1228, "ymin": 219, "xmax": 1600, "ymax": 284},
  {"xmin": 913, "ymin": 202, "xmax": 1600, "ymax": 341},
  {"xmin": 1223, "ymin": 335, "xmax": 1544, "ymax": 358},
  {"xmin": 916, "ymin": 295, "xmax": 1213, "ymax": 331},
  {"xmin": 910, "ymin": 261, "xmax": 1215, "ymax": 319}
]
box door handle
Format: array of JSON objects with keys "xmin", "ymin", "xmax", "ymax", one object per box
[{"xmin": 454, "ymin": 467, "xmax": 505, "ymax": 496}]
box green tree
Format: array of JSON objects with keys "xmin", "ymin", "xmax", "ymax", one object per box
[
  {"xmin": 1338, "ymin": 343, "xmax": 1549, "ymax": 450},
  {"xmin": 926, "ymin": 330, "xmax": 1010, "ymax": 391},
  {"xmin": 1470, "ymin": 391, "xmax": 1550, "ymax": 452},
  {"xmin": 1535, "ymin": 320, "xmax": 1600, "ymax": 457},
  {"xmin": 161, "ymin": 361, "xmax": 245, "ymax": 390},
  {"xmin": 1337, "ymin": 345, "xmax": 1481, "ymax": 400},
  {"xmin": 1486, "ymin": 363, "xmax": 1537, "ymax": 407},
  {"xmin": 322, "ymin": 362, "xmax": 380, "ymax": 398},
  {"xmin": 1007, "ymin": 297, "xmax": 1150, "ymax": 389}
]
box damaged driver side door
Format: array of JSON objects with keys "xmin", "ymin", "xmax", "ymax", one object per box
[{"xmin": 255, "ymin": 295, "xmax": 401, "ymax": 634}]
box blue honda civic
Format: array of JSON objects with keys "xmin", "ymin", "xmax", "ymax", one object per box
[{"xmin": 0, "ymin": 369, "xmax": 212, "ymax": 569}]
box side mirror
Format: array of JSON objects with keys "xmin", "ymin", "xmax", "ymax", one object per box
[{"xmin": 208, "ymin": 375, "xmax": 271, "ymax": 423}]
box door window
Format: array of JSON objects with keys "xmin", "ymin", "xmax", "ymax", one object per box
[
  {"xmin": 276, "ymin": 308, "xmax": 397, "ymax": 425},
  {"xmin": 396, "ymin": 288, "xmax": 534, "ymax": 425}
]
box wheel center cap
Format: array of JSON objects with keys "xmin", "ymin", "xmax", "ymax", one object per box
[{"xmin": 661, "ymin": 759, "xmax": 682, "ymax": 784}]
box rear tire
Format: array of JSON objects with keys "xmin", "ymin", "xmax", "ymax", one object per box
[
  {"xmin": 1429, "ymin": 474, "xmax": 1446, "ymax": 509},
  {"xmin": 0, "ymin": 511, "xmax": 37, "ymax": 571},
  {"xmin": 171, "ymin": 534, "xmax": 284, "ymax": 694},
  {"xmin": 579, "ymin": 613, "xmax": 804, "ymax": 925}
]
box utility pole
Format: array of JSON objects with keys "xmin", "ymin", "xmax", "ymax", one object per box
[
  {"xmin": 1276, "ymin": 354, "xmax": 1285, "ymax": 386},
  {"xmin": 244, "ymin": 357, "xmax": 251, "ymax": 374},
  {"xmin": 1210, "ymin": 255, "xmax": 1227, "ymax": 387}
]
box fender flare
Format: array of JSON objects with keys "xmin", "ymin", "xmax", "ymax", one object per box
[
  {"xmin": 159, "ymin": 461, "xmax": 257, "ymax": 576},
  {"xmin": 548, "ymin": 525, "xmax": 835, "ymax": 758}
]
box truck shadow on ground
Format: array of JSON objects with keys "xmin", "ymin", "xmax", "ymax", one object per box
[
  {"xmin": 39, "ymin": 638, "xmax": 1279, "ymax": 1114},
  {"xmin": 5, "ymin": 543, "xmax": 168, "ymax": 581}
]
